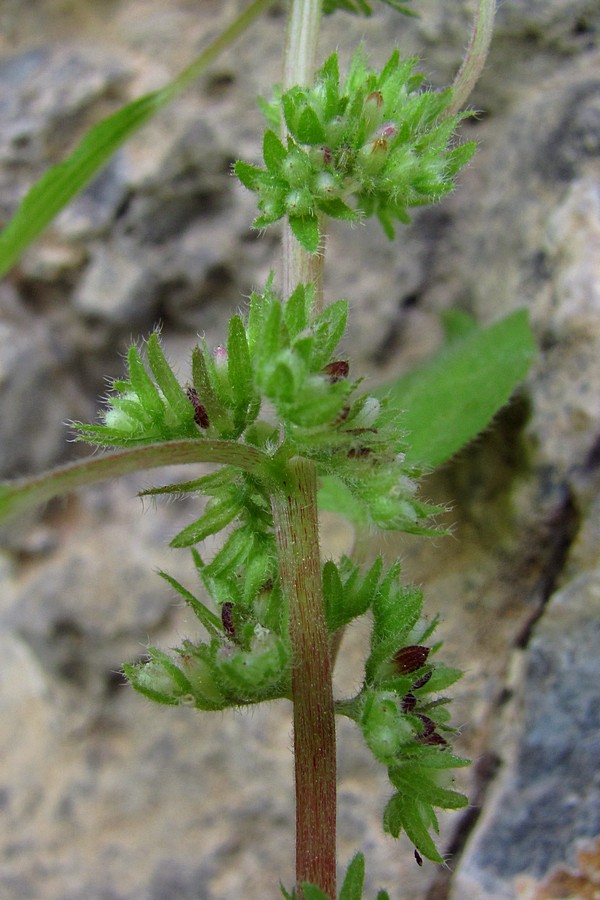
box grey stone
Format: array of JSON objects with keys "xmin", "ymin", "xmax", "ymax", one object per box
[
  {"xmin": 0, "ymin": 316, "xmax": 85, "ymax": 478},
  {"xmin": 1, "ymin": 1, "xmax": 600, "ymax": 898},
  {"xmin": 451, "ymin": 569, "xmax": 600, "ymax": 900}
]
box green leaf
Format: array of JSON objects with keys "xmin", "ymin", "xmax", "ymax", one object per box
[
  {"xmin": 366, "ymin": 580, "xmax": 423, "ymax": 683},
  {"xmin": 339, "ymin": 852, "xmax": 365, "ymax": 900},
  {"xmin": 298, "ymin": 886, "xmax": 330, "ymax": 900},
  {"xmin": 263, "ymin": 129, "xmax": 287, "ymax": 173},
  {"xmin": 0, "ymin": 92, "xmax": 164, "ymax": 279},
  {"xmin": 0, "ymin": 0, "xmax": 277, "ymax": 277},
  {"xmin": 375, "ymin": 310, "xmax": 536, "ymax": 468},
  {"xmin": 289, "ymin": 214, "xmax": 320, "ymax": 253}
]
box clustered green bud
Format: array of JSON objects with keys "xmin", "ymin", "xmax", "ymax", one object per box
[
  {"xmin": 332, "ymin": 559, "xmax": 469, "ymax": 863},
  {"xmin": 75, "ymin": 279, "xmax": 438, "ymax": 535},
  {"xmin": 235, "ymin": 49, "xmax": 476, "ymax": 250}
]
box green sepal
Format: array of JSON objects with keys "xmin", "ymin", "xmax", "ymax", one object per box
[
  {"xmin": 284, "ymin": 380, "xmax": 351, "ymax": 428},
  {"xmin": 169, "ymin": 491, "xmax": 243, "ymax": 548},
  {"xmin": 310, "ymin": 300, "xmax": 348, "ymax": 368},
  {"xmin": 234, "ymin": 160, "xmax": 264, "ymax": 190},
  {"xmin": 339, "ymin": 852, "xmax": 365, "ymax": 900},
  {"xmin": 388, "ymin": 765, "xmax": 468, "ymax": 811},
  {"xmin": 366, "ymin": 573, "xmax": 424, "ymax": 683},
  {"xmin": 146, "ymin": 332, "xmax": 193, "ymax": 425},
  {"xmin": 323, "ymin": 556, "xmax": 384, "ymax": 633},
  {"xmin": 227, "ymin": 314, "xmax": 259, "ymax": 430},
  {"xmin": 107, "ymin": 396, "xmax": 152, "ymax": 429},
  {"xmin": 202, "ymin": 526, "xmax": 255, "ymax": 579},
  {"xmin": 402, "ymin": 748, "xmax": 471, "ymax": 770},
  {"xmin": 215, "ymin": 631, "xmax": 291, "ymax": 701},
  {"xmin": 296, "ymin": 105, "xmax": 327, "ymax": 144},
  {"xmin": 126, "ymin": 345, "xmax": 165, "ymax": 423},
  {"xmin": 191, "ymin": 344, "xmax": 230, "ymax": 433},
  {"xmin": 258, "ymin": 93, "xmax": 280, "ymax": 130},
  {"xmin": 124, "ymin": 647, "xmax": 200, "ymax": 707},
  {"xmin": 360, "ymin": 690, "xmax": 416, "ymax": 763},
  {"xmin": 317, "ymin": 197, "xmax": 360, "ymax": 221},
  {"xmin": 383, "ymin": 792, "xmax": 444, "ymax": 863},
  {"xmin": 157, "ymin": 570, "xmax": 222, "ymax": 636},
  {"xmin": 254, "ymin": 293, "xmax": 283, "ymax": 383},
  {"xmin": 122, "ymin": 661, "xmax": 180, "ymax": 707},
  {"xmin": 297, "ymin": 886, "xmax": 329, "ymax": 900},
  {"xmin": 418, "ymin": 663, "xmax": 462, "ymax": 693},
  {"xmin": 263, "ymin": 129, "xmax": 287, "ymax": 173},
  {"xmin": 284, "ymin": 282, "xmax": 312, "ymax": 338},
  {"xmin": 289, "ymin": 213, "xmax": 320, "ymax": 253}
]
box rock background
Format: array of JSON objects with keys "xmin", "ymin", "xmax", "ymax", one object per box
[{"xmin": 1, "ymin": 0, "xmax": 600, "ymax": 898}]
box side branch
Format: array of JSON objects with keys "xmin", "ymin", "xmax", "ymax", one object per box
[
  {"xmin": 446, "ymin": 0, "xmax": 497, "ymax": 116},
  {"xmin": 0, "ymin": 439, "xmax": 272, "ymax": 524}
]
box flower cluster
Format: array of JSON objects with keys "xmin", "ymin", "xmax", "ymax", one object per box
[
  {"xmin": 75, "ymin": 280, "xmax": 439, "ymax": 535},
  {"xmin": 331, "ymin": 558, "xmax": 469, "ymax": 863},
  {"xmin": 234, "ymin": 50, "xmax": 475, "ymax": 250}
]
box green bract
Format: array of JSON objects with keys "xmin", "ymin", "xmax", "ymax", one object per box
[
  {"xmin": 75, "ymin": 280, "xmax": 438, "ymax": 535},
  {"xmin": 333, "ymin": 559, "xmax": 468, "ymax": 863},
  {"xmin": 234, "ymin": 49, "xmax": 475, "ymax": 250}
]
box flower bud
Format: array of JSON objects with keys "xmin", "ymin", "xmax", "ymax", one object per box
[
  {"xmin": 285, "ymin": 188, "xmax": 314, "ymax": 217},
  {"xmin": 357, "ymin": 138, "xmax": 389, "ymax": 177},
  {"xmin": 361, "ymin": 691, "xmax": 414, "ymax": 762},
  {"xmin": 282, "ymin": 149, "xmax": 313, "ymax": 188}
]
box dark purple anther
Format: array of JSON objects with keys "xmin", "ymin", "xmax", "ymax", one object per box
[
  {"xmin": 221, "ymin": 601, "xmax": 235, "ymax": 638},
  {"xmin": 393, "ymin": 645, "xmax": 430, "ymax": 675},
  {"xmin": 323, "ymin": 360, "xmax": 350, "ymax": 382},
  {"xmin": 186, "ymin": 387, "xmax": 210, "ymax": 429}
]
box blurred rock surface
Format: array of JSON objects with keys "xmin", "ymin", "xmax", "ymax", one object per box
[{"xmin": 1, "ymin": 0, "xmax": 600, "ymax": 897}]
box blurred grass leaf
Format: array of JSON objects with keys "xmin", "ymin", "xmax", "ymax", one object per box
[{"xmin": 0, "ymin": 0, "xmax": 275, "ymax": 278}]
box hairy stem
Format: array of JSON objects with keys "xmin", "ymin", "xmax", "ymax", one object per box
[
  {"xmin": 0, "ymin": 440, "xmax": 274, "ymax": 525},
  {"xmin": 282, "ymin": 0, "xmax": 325, "ymax": 308},
  {"xmin": 271, "ymin": 459, "xmax": 336, "ymax": 898},
  {"xmin": 279, "ymin": 2, "xmax": 336, "ymax": 895},
  {"xmin": 446, "ymin": 0, "xmax": 497, "ymax": 116}
]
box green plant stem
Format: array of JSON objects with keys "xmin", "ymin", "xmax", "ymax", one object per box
[
  {"xmin": 446, "ymin": 0, "xmax": 497, "ymax": 116},
  {"xmin": 271, "ymin": 458, "xmax": 336, "ymax": 898},
  {"xmin": 280, "ymin": 1, "xmax": 336, "ymax": 895},
  {"xmin": 282, "ymin": 0, "xmax": 325, "ymax": 308},
  {"xmin": 0, "ymin": 439, "xmax": 274, "ymax": 525}
]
